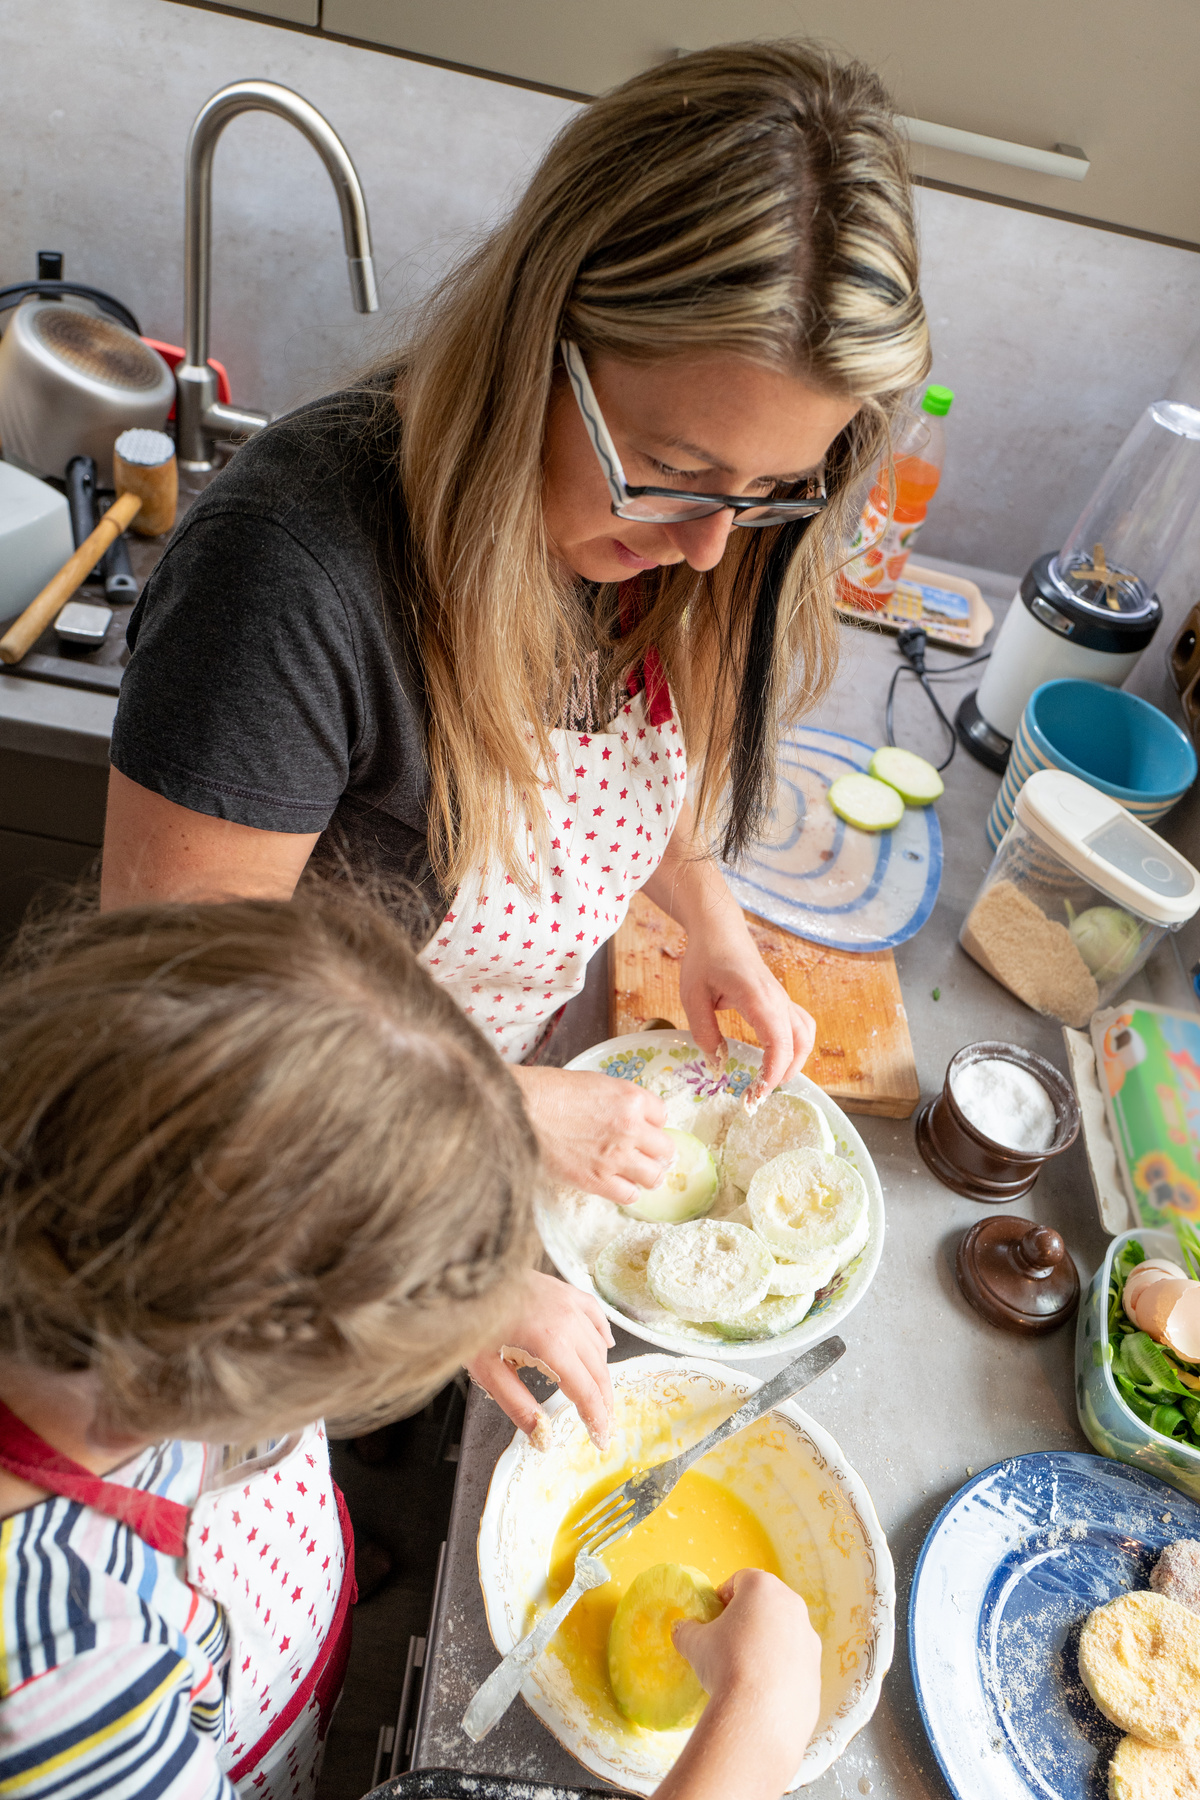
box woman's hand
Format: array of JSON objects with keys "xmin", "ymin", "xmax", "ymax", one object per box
[
  {"xmin": 677, "ymin": 902, "xmax": 816, "ymax": 1092},
  {"xmin": 655, "ymin": 1570, "xmax": 822, "ymax": 1800},
  {"xmin": 512, "ymin": 1066, "xmax": 673, "ymax": 1204},
  {"xmin": 466, "ymin": 1269, "xmax": 616, "ymax": 1450},
  {"xmin": 643, "ymin": 802, "xmax": 815, "ymax": 1097}
]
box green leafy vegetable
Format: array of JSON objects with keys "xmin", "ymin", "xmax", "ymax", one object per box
[
  {"xmin": 1177, "ymin": 1217, "xmax": 1200, "ymax": 1283},
  {"xmin": 1107, "ymin": 1240, "xmax": 1200, "ymax": 1451}
]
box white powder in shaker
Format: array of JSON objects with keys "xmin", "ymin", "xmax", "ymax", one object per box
[{"xmin": 950, "ymin": 1057, "xmax": 1057, "ymax": 1152}]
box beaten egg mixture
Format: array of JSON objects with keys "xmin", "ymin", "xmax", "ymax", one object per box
[{"xmin": 539, "ymin": 1465, "xmax": 825, "ymax": 1731}]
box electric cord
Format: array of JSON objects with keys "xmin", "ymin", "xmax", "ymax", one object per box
[{"xmin": 885, "ymin": 626, "xmax": 991, "ymax": 772}]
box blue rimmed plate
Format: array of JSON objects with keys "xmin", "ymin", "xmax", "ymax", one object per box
[
  {"xmin": 722, "ymin": 725, "xmax": 943, "ymax": 952},
  {"xmin": 909, "ymin": 1450, "xmax": 1200, "ymax": 1800}
]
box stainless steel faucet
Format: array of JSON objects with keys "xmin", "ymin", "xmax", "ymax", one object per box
[{"xmin": 175, "ymin": 80, "xmax": 379, "ymax": 472}]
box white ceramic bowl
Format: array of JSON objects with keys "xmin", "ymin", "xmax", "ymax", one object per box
[
  {"xmin": 536, "ymin": 1030, "xmax": 885, "ymax": 1360},
  {"xmin": 477, "ymin": 1355, "xmax": 894, "ymax": 1794}
]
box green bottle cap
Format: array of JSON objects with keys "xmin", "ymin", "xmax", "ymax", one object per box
[{"xmin": 922, "ymin": 385, "xmax": 954, "ymax": 416}]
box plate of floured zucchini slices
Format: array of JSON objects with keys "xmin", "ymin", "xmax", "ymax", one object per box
[{"xmin": 537, "ymin": 1030, "xmax": 884, "ymax": 1359}]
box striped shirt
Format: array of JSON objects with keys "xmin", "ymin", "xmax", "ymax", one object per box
[{"xmin": 0, "ymin": 1440, "xmax": 235, "ymax": 1799}]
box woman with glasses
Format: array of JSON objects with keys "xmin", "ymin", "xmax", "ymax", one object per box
[{"xmin": 103, "ymin": 39, "xmax": 930, "ymax": 1222}]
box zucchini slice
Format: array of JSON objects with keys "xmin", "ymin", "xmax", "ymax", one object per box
[
  {"xmin": 868, "ymin": 745, "xmax": 944, "ymax": 805},
  {"xmin": 827, "ymin": 772, "xmax": 905, "ymax": 832}
]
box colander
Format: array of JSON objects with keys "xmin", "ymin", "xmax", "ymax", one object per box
[{"xmin": 0, "ymin": 299, "xmax": 174, "ymax": 484}]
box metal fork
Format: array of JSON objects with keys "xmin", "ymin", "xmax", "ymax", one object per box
[
  {"xmin": 461, "ymin": 1551, "xmax": 610, "ymax": 1742},
  {"xmin": 576, "ymin": 1335, "xmax": 846, "ymax": 1557}
]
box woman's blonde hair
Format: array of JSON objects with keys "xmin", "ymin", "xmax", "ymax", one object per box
[
  {"xmin": 0, "ymin": 887, "xmax": 540, "ymax": 1438},
  {"xmin": 395, "ymin": 39, "xmax": 930, "ymax": 890}
]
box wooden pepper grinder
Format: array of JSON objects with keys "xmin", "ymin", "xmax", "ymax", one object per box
[{"xmin": 955, "ymin": 1215, "xmax": 1080, "ymax": 1335}]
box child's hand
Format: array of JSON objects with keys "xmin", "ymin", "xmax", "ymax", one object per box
[
  {"xmin": 671, "ymin": 1570, "xmax": 821, "ymax": 1786},
  {"xmin": 466, "ymin": 1270, "xmax": 615, "ymax": 1450}
]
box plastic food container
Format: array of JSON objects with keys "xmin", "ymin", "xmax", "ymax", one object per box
[
  {"xmin": 961, "ymin": 768, "xmax": 1200, "ymax": 1028},
  {"xmin": 1076, "ymin": 1225, "xmax": 1200, "ymax": 1501}
]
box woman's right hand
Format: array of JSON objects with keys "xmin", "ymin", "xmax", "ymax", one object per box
[
  {"xmin": 511, "ymin": 1067, "xmax": 673, "ymax": 1204},
  {"xmin": 656, "ymin": 1571, "xmax": 821, "ymax": 1800}
]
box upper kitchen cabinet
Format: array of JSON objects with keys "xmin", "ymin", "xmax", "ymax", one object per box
[
  {"xmin": 208, "ymin": 0, "xmax": 319, "ymax": 23},
  {"xmin": 320, "ymin": 0, "xmax": 1200, "ymax": 245}
]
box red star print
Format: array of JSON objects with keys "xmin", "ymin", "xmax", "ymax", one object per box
[
  {"xmin": 578, "ymin": 734, "xmax": 592, "ymax": 746},
  {"xmin": 291, "ymin": 1587, "xmax": 303, "ymax": 1601},
  {"xmin": 599, "ymin": 779, "xmax": 608, "ymax": 790},
  {"xmin": 286, "ymin": 1512, "xmax": 295, "ymax": 1526},
  {"xmin": 574, "ymin": 764, "xmax": 586, "ymax": 777},
  {"xmin": 215, "ymin": 1546, "xmax": 225, "ymax": 1563},
  {"xmin": 504, "ymin": 902, "xmax": 514, "ymax": 914},
  {"xmin": 471, "ymin": 922, "xmax": 484, "ymax": 934},
  {"xmin": 550, "ymin": 891, "xmax": 561, "ymax": 902},
  {"xmin": 523, "ymin": 939, "xmax": 533, "ymax": 948},
  {"xmin": 552, "ymin": 865, "xmax": 563, "ymax": 876},
  {"xmin": 551, "ymin": 837, "xmax": 562, "ymax": 849},
  {"xmin": 280, "ymin": 1635, "xmax": 290, "ymax": 1652},
  {"xmin": 323, "ymin": 1555, "xmax": 331, "ymax": 1570},
  {"xmin": 263, "ymin": 1499, "xmax": 273, "ymax": 1512},
  {"xmin": 577, "ymin": 930, "xmax": 586, "ymax": 940},
  {"xmin": 620, "ymin": 788, "xmax": 628, "ymax": 799},
  {"xmin": 247, "ymin": 1527, "xmax": 258, "ymax": 1543},
  {"xmin": 270, "ymin": 1558, "xmax": 279, "ymax": 1573},
  {"xmin": 586, "ymin": 830, "xmax": 597, "ymax": 841},
  {"xmin": 551, "ymin": 920, "xmax": 561, "ymax": 932},
  {"xmin": 200, "ymin": 1526, "xmax": 210, "ymax": 1545},
  {"xmin": 528, "ymin": 912, "xmax": 539, "ymax": 923},
  {"xmin": 593, "ymin": 805, "xmax": 604, "ymax": 817},
  {"xmin": 638, "ymin": 728, "xmax": 646, "ymax": 739},
  {"xmin": 498, "ymin": 930, "xmax": 509, "ymax": 941},
  {"xmin": 651, "ymin": 751, "xmax": 660, "ymax": 763},
  {"xmin": 616, "ymin": 816, "xmax": 626, "ymax": 827},
  {"xmin": 232, "ymin": 1510, "xmax": 241, "ymax": 1525}
]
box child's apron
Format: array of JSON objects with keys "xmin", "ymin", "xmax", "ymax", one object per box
[
  {"xmin": 421, "ymin": 668, "xmax": 687, "ymax": 1061},
  {"xmin": 0, "ymin": 1404, "xmax": 355, "ymax": 1799}
]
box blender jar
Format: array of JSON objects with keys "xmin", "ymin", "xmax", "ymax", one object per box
[{"xmin": 960, "ymin": 769, "xmax": 1200, "ymax": 1028}]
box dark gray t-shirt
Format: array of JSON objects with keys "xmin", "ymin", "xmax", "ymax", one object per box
[{"xmin": 111, "ymin": 382, "xmax": 447, "ymax": 930}]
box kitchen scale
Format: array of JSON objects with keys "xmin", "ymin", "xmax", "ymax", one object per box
[{"xmin": 959, "ymin": 401, "xmax": 1200, "ymax": 772}]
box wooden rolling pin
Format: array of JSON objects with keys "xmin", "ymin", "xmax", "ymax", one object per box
[{"xmin": 0, "ymin": 432, "xmax": 176, "ymax": 666}]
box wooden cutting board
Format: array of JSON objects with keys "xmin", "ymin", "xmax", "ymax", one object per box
[{"xmin": 610, "ymin": 891, "xmax": 920, "ymax": 1118}]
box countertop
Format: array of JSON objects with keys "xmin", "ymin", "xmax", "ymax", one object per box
[{"xmin": 410, "ymin": 557, "xmax": 1199, "ymax": 1799}]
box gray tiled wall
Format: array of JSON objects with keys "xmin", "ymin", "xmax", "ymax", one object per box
[{"xmin": 3, "ymin": 0, "xmax": 1200, "ymax": 589}]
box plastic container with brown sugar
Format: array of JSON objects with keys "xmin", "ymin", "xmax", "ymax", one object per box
[{"xmin": 960, "ymin": 769, "xmax": 1200, "ymax": 1028}]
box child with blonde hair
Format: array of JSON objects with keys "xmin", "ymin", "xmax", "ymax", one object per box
[{"xmin": 0, "ymin": 889, "xmax": 818, "ymax": 1799}]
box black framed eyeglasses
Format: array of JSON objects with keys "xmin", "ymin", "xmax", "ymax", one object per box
[{"xmin": 560, "ymin": 339, "xmax": 827, "ymax": 528}]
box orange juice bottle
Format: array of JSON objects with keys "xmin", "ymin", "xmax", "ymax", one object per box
[{"xmin": 838, "ymin": 385, "xmax": 954, "ymax": 612}]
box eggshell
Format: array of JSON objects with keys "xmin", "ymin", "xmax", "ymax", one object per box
[
  {"xmin": 1137, "ymin": 1277, "xmax": 1200, "ymax": 1362},
  {"xmin": 1125, "ymin": 1260, "xmax": 1189, "ymax": 1326}
]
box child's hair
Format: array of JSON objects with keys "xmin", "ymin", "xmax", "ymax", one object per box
[{"xmin": 0, "ymin": 887, "xmax": 541, "ymax": 1439}]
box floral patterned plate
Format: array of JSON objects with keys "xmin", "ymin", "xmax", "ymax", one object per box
[
  {"xmin": 477, "ymin": 1355, "xmax": 894, "ymax": 1793},
  {"xmin": 536, "ymin": 1029, "xmax": 885, "ymax": 1361}
]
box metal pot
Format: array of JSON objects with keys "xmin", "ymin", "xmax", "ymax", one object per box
[{"xmin": 0, "ymin": 300, "xmax": 174, "ymax": 484}]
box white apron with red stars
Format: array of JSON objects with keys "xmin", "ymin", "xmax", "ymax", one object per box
[
  {"xmin": 190, "ymin": 1422, "xmax": 352, "ymax": 1799},
  {"xmin": 421, "ymin": 683, "xmax": 687, "ymax": 1061}
]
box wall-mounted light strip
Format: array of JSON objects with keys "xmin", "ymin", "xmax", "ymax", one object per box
[{"xmin": 899, "ymin": 117, "xmax": 1090, "ymax": 181}]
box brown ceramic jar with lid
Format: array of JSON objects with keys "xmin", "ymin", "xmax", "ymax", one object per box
[{"xmin": 915, "ymin": 1040, "xmax": 1080, "ymax": 1202}]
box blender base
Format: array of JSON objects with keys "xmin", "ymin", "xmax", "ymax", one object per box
[{"xmin": 956, "ymin": 691, "xmax": 1011, "ymax": 773}]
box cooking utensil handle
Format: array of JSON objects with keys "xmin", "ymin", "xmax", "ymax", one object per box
[
  {"xmin": 0, "ymin": 491, "xmax": 141, "ymax": 665},
  {"xmin": 462, "ymin": 1562, "xmax": 605, "ymax": 1742},
  {"xmin": 673, "ymin": 1335, "xmax": 845, "ymax": 1475}
]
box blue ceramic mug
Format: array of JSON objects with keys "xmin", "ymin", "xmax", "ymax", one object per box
[{"xmin": 986, "ymin": 678, "xmax": 1198, "ymax": 850}]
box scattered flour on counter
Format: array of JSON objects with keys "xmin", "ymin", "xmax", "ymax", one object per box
[{"xmin": 951, "ymin": 1057, "xmax": 1057, "ymax": 1153}]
